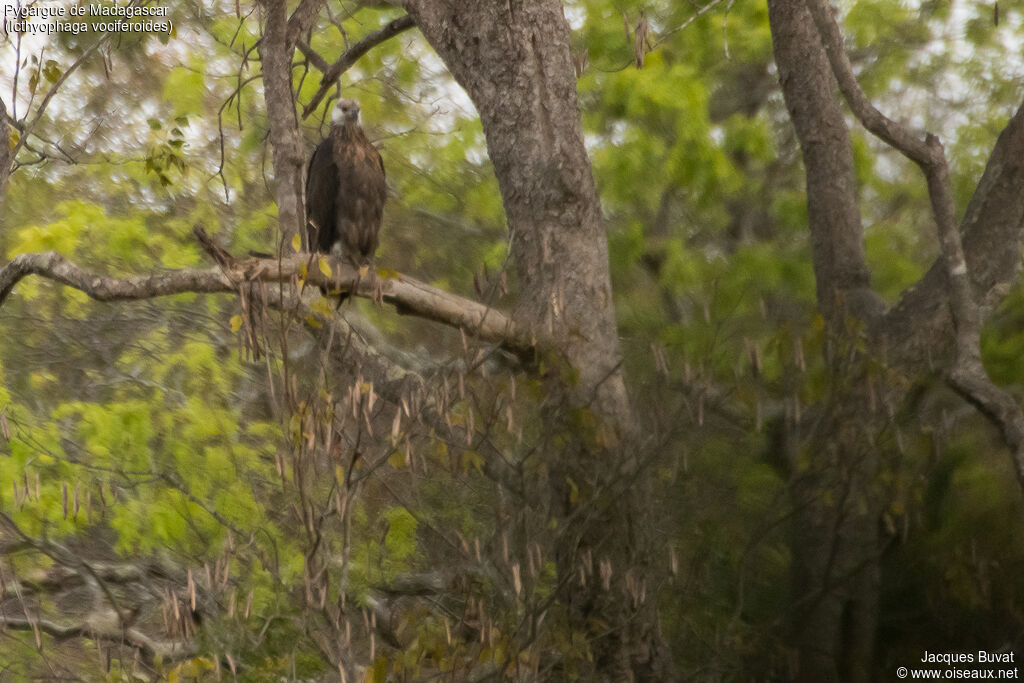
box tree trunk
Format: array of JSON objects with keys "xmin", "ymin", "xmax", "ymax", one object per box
[
  {"xmin": 258, "ymin": 0, "xmax": 307, "ymax": 247},
  {"xmin": 0, "ymin": 98, "xmax": 11, "ymax": 212},
  {"xmin": 768, "ymin": 1, "xmax": 884, "ymax": 679},
  {"xmin": 403, "ymin": 1, "xmax": 671, "ymax": 678},
  {"xmin": 402, "ymin": 0, "xmax": 627, "ymax": 421},
  {"xmin": 784, "ymin": 390, "xmax": 884, "ymax": 683}
]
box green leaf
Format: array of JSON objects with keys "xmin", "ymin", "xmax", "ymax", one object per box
[{"xmin": 42, "ymin": 60, "xmax": 61, "ymax": 83}]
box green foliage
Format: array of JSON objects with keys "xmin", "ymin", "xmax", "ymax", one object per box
[
  {"xmin": 8, "ymin": 200, "xmax": 201, "ymax": 274},
  {"xmin": 162, "ymin": 66, "xmax": 206, "ymax": 117},
  {"xmin": 3, "ymin": 0, "xmax": 1024, "ymax": 677},
  {"xmin": 572, "ymin": 0, "xmax": 1024, "ymax": 675}
]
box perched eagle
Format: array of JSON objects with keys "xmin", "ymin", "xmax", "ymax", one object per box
[{"xmin": 304, "ymin": 98, "xmax": 386, "ymax": 274}]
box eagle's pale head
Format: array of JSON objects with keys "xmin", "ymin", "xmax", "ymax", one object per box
[{"xmin": 331, "ymin": 98, "xmax": 360, "ymax": 126}]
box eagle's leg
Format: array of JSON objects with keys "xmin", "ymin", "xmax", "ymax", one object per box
[
  {"xmin": 370, "ymin": 269, "xmax": 384, "ymax": 307},
  {"xmin": 354, "ymin": 263, "xmax": 382, "ymax": 307},
  {"xmin": 333, "ymin": 260, "xmax": 364, "ymax": 311},
  {"xmin": 327, "ymin": 246, "xmax": 350, "ymax": 309}
]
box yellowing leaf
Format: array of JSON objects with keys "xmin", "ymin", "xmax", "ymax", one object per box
[
  {"xmin": 335, "ymin": 465, "xmax": 345, "ymax": 485},
  {"xmin": 461, "ymin": 449, "xmax": 484, "ymax": 475},
  {"xmin": 318, "ymin": 256, "xmax": 332, "ymax": 278},
  {"xmin": 311, "ymin": 297, "xmax": 334, "ymax": 316},
  {"xmin": 388, "ymin": 451, "xmax": 406, "ymax": 469},
  {"xmin": 365, "ymin": 657, "xmax": 388, "ymax": 683},
  {"xmin": 291, "ymin": 233, "xmax": 302, "ymax": 252},
  {"xmin": 229, "ymin": 315, "xmax": 243, "ymax": 332}
]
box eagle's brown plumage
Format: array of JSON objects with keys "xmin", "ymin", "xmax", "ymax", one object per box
[{"xmin": 304, "ymin": 98, "xmax": 386, "ymax": 269}]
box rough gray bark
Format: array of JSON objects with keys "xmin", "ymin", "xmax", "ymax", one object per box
[
  {"xmin": 285, "ymin": 0, "xmax": 328, "ymax": 46},
  {"xmin": 882, "ymin": 103, "xmax": 1024, "ymax": 371},
  {"xmin": 768, "ymin": 0, "xmax": 879, "ymax": 335},
  {"xmin": 0, "ymin": 99, "xmax": 11, "ymax": 211},
  {"xmin": 402, "ymin": 0, "xmax": 628, "ymax": 423},
  {"xmin": 769, "ymin": 0, "xmax": 1024, "ymax": 679},
  {"xmin": 258, "ymin": 0, "xmax": 308, "ymax": 247},
  {"xmin": 400, "ymin": 1, "xmax": 670, "ymax": 679},
  {"xmin": 805, "ymin": 0, "xmax": 1024, "ymax": 491},
  {"xmin": 768, "ymin": 1, "xmax": 885, "ymax": 680}
]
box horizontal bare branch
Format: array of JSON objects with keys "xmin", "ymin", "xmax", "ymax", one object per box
[
  {"xmin": 0, "ymin": 251, "xmax": 539, "ymax": 356},
  {"xmin": 0, "ymin": 614, "xmax": 197, "ymax": 662}
]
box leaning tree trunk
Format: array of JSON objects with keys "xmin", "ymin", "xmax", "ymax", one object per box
[
  {"xmin": 403, "ymin": 1, "xmax": 672, "ymax": 678},
  {"xmin": 768, "ymin": 1, "xmax": 885, "ymax": 679},
  {"xmin": 770, "ymin": 0, "xmax": 1024, "ymax": 679}
]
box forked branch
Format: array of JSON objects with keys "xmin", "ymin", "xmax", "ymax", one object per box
[
  {"xmin": 300, "ymin": 14, "xmax": 416, "ymax": 118},
  {"xmin": 805, "ymin": 0, "xmax": 1024, "ymax": 486}
]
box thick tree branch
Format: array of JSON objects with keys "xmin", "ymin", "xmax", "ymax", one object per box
[
  {"xmin": 0, "ymin": 251, "xmax": 538, "ymax": 356},
  {"xmin": 805, "ymin": 0, "xmax": 935, "ymax": 165},
  {"xmin": 286, "ymin": 0, "xmax": 328, "ymax": 49},
  {"xmin": 0, "ymin": 560, "xmax": 160, "ymax": 597},
  {"xmin": 805, "ymin": 0, "xmax": 1024, "ymax": 488},
  {"xmin": 884, "ymin": 102, "xmax": 1024, "ymax": 366},
  {"xmin": 0, "ymin": 516, "xmax": 197, "ymax": 663},
  {"xmin": 300, "ymin": 15, "xmax": 416, "ymax": 119},
  {"xmin": 296, "ymin": 39, "xmax": 331, "ymax": 73},
  {"xmin": 0, "ymin": 614, "xmax": 197, "ymax": 662},
  {"xmin": 802, "ymin": 0, "xmax": 969, "ymax": 330}
]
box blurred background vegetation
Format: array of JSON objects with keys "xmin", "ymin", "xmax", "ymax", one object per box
[{"xmin": 1, "ymin": 0, "xmax": 1023, "ymax": 679}]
